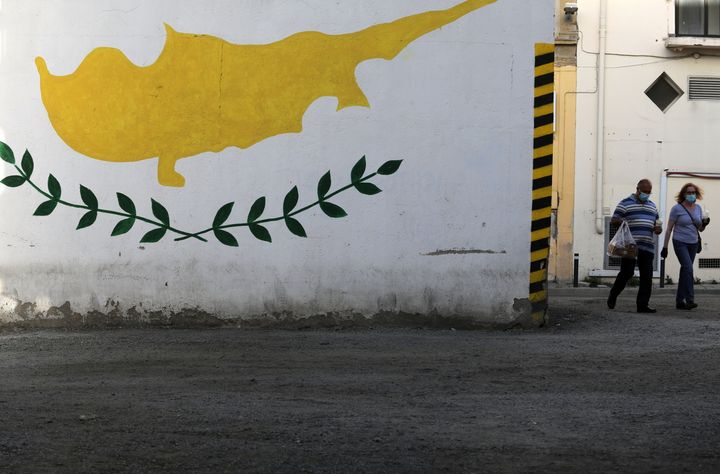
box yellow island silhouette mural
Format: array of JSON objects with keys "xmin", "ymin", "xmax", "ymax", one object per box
[{"xmin": 36, "ymin": 0, "xmax": 497, "ymax": 187}]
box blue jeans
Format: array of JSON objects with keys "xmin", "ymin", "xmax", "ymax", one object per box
[{"xmin": 673, "ymin": 239, "xmax": 697, "ymax": 304}]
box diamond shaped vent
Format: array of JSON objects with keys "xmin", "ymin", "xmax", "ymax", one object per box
[{"xmin": 645, "ymin": 72, "xmax": 684, "ymax": 113}]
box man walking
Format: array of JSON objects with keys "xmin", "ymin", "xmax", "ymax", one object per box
[{"xmin": 607, "ymin": 179, "xmax": 663, "ymax": 313}]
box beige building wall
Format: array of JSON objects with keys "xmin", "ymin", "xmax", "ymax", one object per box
[
  {"xmin": 549, "ymin": 62, "xmax": 577, "ymax": 282},
  {"xmin": 549, "ymin": 0, "xmax": 579, "ymax": 282}
]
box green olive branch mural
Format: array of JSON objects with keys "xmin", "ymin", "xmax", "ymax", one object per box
[
  {"xmin": 0, "ymin": 143, "xmax": 206, "ymax": 243},
  {"xmin": 0, "ymin": 141, "xmax": 402, "ymax": 246},
  {"xmin": 175, "ymin": 156, "xmax": 403, "ymax": 245}
]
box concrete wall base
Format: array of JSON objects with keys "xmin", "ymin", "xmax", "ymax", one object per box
[{"xmin": 0, "ymin": 300, "xmax": 536, "ymax": 331}]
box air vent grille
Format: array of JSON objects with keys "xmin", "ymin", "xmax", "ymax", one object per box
[
  {"xmin": 689, "ymin": 76, "xmax": 720, "ymax": 100},
  {"xmin": 699, "ymin": 258, "xmax": 720, "ymax": 269}
]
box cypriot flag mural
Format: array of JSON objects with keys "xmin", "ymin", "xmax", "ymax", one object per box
[
  {"xmin": 36, "ymin": 0, "xmax": 496, "ymax": 187},
  {"xmin": 0, "ymin": 0, "xmax": 553, "ymax": 325},
  {"xmin": 0, "ymin": 0, "xmax": 503, "ymax": 247}
]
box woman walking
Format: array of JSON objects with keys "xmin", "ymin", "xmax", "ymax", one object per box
[{"xmin": 661, "ymin": 183, "xmax": 710, "ymax": 310}]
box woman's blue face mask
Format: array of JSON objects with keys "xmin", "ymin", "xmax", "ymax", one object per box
[{"xmin": 686, "ymin": 194, "xmax": 697, "ymax": 203}]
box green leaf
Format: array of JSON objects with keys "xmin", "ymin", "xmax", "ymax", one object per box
[
  {"xmin": 213, "ymin": 202, "xmax": 234, "ymax": 227},
  {"xmin": 378, "ymin": 160, "xmax": 403, "ymax": 176},
  {"xmin": 111, "ymin": 217, "xmax": 135, "ymax": 236},
  {"xmin": 140, "ymin": 227, "xmax": 167, "ymax": 243},
  {"xmin": 248, "ymin": 197, "xmax": 266, "ymax": 223},
  {"xmin": 48, "ymin": 174, "xmax": 61, "ymax": 199},
  {"xmin": 355, "ymin": 182, "xmax": 382, "ymax": 195},
  {"xmin": 117, "ymin": 193, "xmax": 136, "ymax": 215},
  {"xmin": 1, "ymin": 175, "xmax": 26, "ymax": 187},
  {"xmin": 214, "ymin": 229, "xmax": 239, "ymax": 247},
  {"xmin": 249, "ymin": 223, "xmax": 272, "ymax": 243},
  {"xmin": 285, "ymin": 217, "xmax": 307, "ymax": 238},
  {"xmin": 76, "ymin": 210, "xmax": 98, "ymax": 230},
  {"xmin": 21, "ymin": 150, "xmax": 34, "ymax": 178},
  {"xmin": 0, "ymin": 141, "xmax": 15, "ymax": 164},
  {"xmin": 283, "ymin": 186, "xmax": 299, "ymax": 216},
  {"xmin": 351, "ymin": 156, "xmax": 366, "ymax": 183},
  {"xmin": 320, "ymin": 202, "xmax": 347, "ymax": 218},
  {"xmin": 34, "ymin": 200, "xmax": 58, "ymax": 216},
  {"xmin": 79, "ymin": 185, "xmax": 98, "ymax": 210},
  {"xmin": 317, "ymin": 171, "xmax": 331, "ymax": 199},
  {"xmin": 151, "ymin": 199, "xmax": 170, "ymax": 226}
]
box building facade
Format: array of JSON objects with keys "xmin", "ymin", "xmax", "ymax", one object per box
[
  {"xmin": 553, "ymin": 0, "xmax": 720, "ymax": 283},
  {"xmin": 0, "ymin": 0, "xmax": 555, "ymax": 328}
]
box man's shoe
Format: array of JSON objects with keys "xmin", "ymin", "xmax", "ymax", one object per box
[
  {"xmin": 676, "ymin": 302, "xmax": 691, "ymax": 310},
  {"xmin": 637, "ymin": 307, "xmax": 657, "ymax": 313},
  {"xmin": 687, "ymin": 302, "xmax": 698, "ymax": 309},
  {"xmin": 607, "ymin": 295, "xmax": 616, "ymax": 309}
]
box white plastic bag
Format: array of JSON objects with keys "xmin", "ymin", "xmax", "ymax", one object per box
[{"xmin": 607, "ymin": 221, "xmax": 637, "ymax": 258}]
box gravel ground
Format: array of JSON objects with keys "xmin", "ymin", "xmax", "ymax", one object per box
[{"xmin": 1, "ymin": 291, "xmax": 720, "ymax": 473}]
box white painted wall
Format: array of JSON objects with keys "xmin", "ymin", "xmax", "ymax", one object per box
[
  {"xmin": 0, "ymin": 0, "xmax": 553, "ymax": 326},
  {"xmin": 574, "ymin": 0, "xmax": 720, "ymax": 281}
]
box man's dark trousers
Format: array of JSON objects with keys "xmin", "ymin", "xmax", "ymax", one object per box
[{"xmin": 609, "ymin": 249, "xmax": 654, "ymax": 309}]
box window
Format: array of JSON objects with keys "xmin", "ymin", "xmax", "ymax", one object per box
[{"xmin": 676, "ymin": 0, "xmax": 720, "ymax": 37}]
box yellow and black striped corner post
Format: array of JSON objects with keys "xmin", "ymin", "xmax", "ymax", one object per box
[{"xmin": 529, "ymin": 43, "xmax": 554, "ymax": 325}]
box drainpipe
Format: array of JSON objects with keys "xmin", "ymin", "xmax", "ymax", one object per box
[
  {"xmin": 595, "ymin": 0, "xmax": 608, "ymax": 234},
  {"xmin": 659, "ymin": 167, "xmax": 668, "ymax": 272},
  {"xmin": 659, "ymin": 168, "xmax": 668, "ymax": 227}
]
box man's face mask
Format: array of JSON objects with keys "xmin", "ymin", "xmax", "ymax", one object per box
[{"xmin": 638, "ymin": 192, "xmax": 650, "ymax": 202}]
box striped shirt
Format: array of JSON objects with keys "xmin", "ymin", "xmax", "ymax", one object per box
[{"xmin": 612, "ymin": 195, "xmax": 659, "ymax": 254}]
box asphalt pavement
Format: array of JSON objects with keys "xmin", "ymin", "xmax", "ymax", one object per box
[{"xmin": 1, "ymin": 291, "xmax": 720, "ymax": 473}]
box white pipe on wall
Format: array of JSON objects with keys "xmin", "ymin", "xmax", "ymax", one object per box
[
  {"xmin": 595, "ymin": 0, "xmax": 608, "ymax": 234},
  {"xmin": 659, "ymin": 167, "xmax": 668, "ymax": 268},
  {"xmin": 659, "ymin": 169, "xmax": 668, "ymax": 226}
]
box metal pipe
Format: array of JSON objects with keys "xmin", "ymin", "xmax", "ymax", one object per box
[
  {"xmin": 659, "ymin": 168, "xmax": 668, "ymax": 220},
  {"xmin": 666, "ymin": 171, "xmax": 720, "ymax": 179},
  {"xmin": 595, "ymin": 0, "xmax": 608, "ymax": 234},
  {"xmin": 660, "ymin": 258, "xmax": 666, "ymax": 288},
  {"xmin": 573, "ymin": 253, "xmax": 580, "ymax": 288},
  {"xmin": 658, "ymin": 167, "xmax": 668, "ymax": 275}
]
